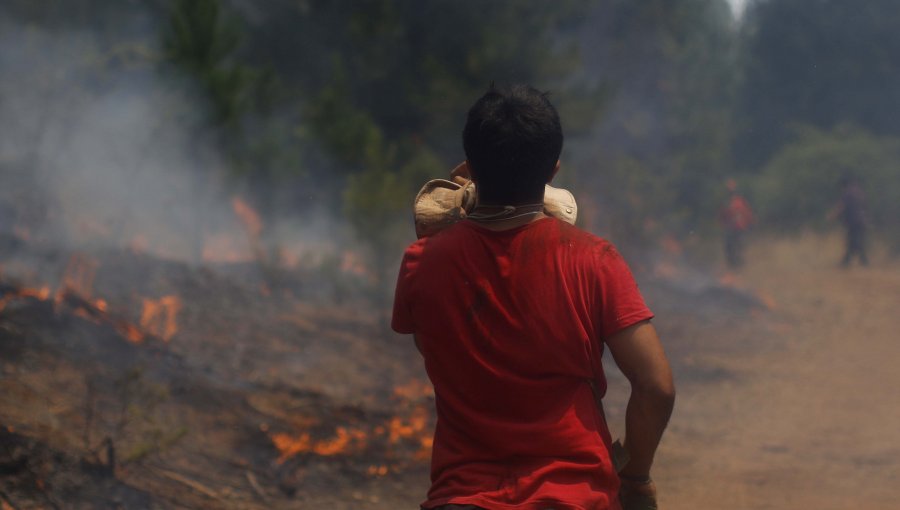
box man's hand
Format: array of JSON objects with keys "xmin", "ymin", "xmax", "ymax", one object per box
[
  {"xmin": 619, "ymin": 477, "xmax": 658, "ymax": 510},
  {"xmin": 450, "ymin": 161, "xmax": 471, "ymax": 186}
]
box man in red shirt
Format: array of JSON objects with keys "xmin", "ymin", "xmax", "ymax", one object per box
[
  {"xmin": 393, "ymin": 84, "xmax": 675, "ymax": 510},
  {"xmin": 719, "ymin": 179, "xmax": 754, "ymax": 270}
]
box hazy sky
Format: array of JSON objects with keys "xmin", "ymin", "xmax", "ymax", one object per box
[{"xmin": 729, "ymin": 0, "xmax": 748, "ymax": 17}]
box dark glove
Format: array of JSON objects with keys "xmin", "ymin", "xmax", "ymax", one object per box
[{"xmin": 618, "ymin": 476, "xmax": 658, "ymax": 510}]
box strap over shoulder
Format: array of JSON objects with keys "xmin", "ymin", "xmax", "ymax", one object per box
[{"xmin": 413, "ymin": 179, "xmax": 578, "ymax": 238}]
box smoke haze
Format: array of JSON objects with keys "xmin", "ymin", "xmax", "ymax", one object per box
[{"xmin": 0, "ymin": 18, "xmax": 353, "ymax": 276}]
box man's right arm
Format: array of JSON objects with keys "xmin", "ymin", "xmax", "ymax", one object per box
[{"xmin": 606, "ymin": 320, "xmax": 675, "ymax": 483}]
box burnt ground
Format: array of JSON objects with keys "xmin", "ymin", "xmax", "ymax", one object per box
[
  {"xmin": 1, "ymin": 232, "xmax": 898, "ymax": 509},
  {"xmin": 0, "ymin": 235, "xmax": 432, "ymax": 509}
]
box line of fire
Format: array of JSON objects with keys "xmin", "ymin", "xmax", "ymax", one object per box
[{"xmin": 0, "ymin": 195, "xmax": 441, "ymax": 507}]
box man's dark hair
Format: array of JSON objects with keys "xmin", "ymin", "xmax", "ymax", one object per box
[{"xmin": 463, "ymin": 84, "xmax": 563, "ymax": 205}]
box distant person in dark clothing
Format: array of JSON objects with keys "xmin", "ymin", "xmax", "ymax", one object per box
[
  {"xmin": 831, "ymin": 175, "xmax": 869, "ymax": 267},
  {"xmin": 719, "ymin": 179, "xmax": 754, "ymax": 269}
]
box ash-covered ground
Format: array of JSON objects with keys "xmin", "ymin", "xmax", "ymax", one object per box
[{"xmin": 0, "ymin": 229, "xmax": 435, "ymax": 509}]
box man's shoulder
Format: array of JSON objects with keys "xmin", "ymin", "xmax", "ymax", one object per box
[
  {"xmin": 405, "ymin": 218, "xmax": 618, "ymax": 257},
  {"xmin": 553, "ymin": 220, "xmax": 616, "ymax": 252},
  {"xmin": 401, "ymin": 221, "xmax": 469, "ymax": 260}
]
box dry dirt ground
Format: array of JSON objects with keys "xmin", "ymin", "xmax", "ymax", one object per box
[{"xmin": 631, "ymin": 233, "xmax": 900, "ymax": 510}]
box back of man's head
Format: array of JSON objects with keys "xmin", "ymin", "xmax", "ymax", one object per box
[{"xmin": 463, "ymin": 84, "xmax": 563, "ymax": 205}]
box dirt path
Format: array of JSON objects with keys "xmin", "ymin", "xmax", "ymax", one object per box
[{"xmin": 653, "ymin": 234, "xmax": 900, "ymax": 509}]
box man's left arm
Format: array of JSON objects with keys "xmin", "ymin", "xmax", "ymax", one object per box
[
  {"xmin": 607, "ymin": 320, "xmax": 674, "ymax": 510},
  {"xmin": 607, "ymin": 320, "xmax": 675, "ymax": 479}
]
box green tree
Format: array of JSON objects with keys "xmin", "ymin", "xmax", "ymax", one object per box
[
  {"xmin": 574, "ymin": 0, "xmax": 739, "ymax": 249},
  {"xmin": 756, "ymin": 124, "xmax": 900, "ymax": 252},
  {"xmin": 163, "ymin": 0, "xmax": 268, "ymax": 132},
  {"xmin": 162, "ymin": 0, "xmax": 273, "ymax": 261},
  {"xmin": 737, "ymin": 0, "xmax": 900, "ymax": 167},
  {"xmin": 342, "ymin": 143, "xmax": 441, "ymax": 304},
  {"xmin": 278, "ymin": 1, "xmax": 596, "ymax": 299}
]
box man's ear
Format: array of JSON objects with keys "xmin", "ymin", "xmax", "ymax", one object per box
[{"xmin": 548, "ymin": 160, "xmax": 561, "ymax": 183}]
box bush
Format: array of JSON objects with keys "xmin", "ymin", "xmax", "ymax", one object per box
[{"xmin": 755, "ymin": 125, "xmax": 900, "ymax": 252}]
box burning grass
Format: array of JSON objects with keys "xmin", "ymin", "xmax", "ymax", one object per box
[{"xmin": 0, "ymin": 231, "xmax": 432, "ymax": 508}]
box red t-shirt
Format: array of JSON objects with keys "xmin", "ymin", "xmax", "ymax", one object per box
[
  {"xmin": 392, "ymin": 217, "xmax": 653, "ymax": 510},
  {"xmin": 720, "ymin": 195, "xmax": 754, "ymax": 231}
]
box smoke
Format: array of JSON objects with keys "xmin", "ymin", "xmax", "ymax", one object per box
[
  {"xmin": 0, "ymin": 22, "xmax": 198, "ymax": 253},
  {"xmin": 0, "ymin": 17, "xmax": 352, "ymax": 275}
]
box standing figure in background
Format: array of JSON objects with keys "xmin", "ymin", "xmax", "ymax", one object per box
[
  {"xmin": 832, "ymin": 175, "xmax": 869, "ymax": 267},
  {"xmin": 719, "ymin": 179, "xmax": 754, "ymax": 269}
]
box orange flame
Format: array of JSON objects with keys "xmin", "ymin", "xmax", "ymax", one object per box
[
  {"xmin": 367, "ymin": 465, "xmax": 389, "ymax": 476},
  {"xmin": 118, "ymin": 322, "xmax": 145, "ymax": 344},
  {"xmin": 387, "ymin": 406, "xmax": 429, "ymax": 445},
  {"xmin": 387, "ymin": 405, "xmax": 433, "ymax": 460},
  {"xmin": 139, "ymin": 295, "xmax": 182, "ymax": 342},
  {"xmin": 232, "ymin": 197, "xmax": 263, "ymax": 238},
  {"xmin": 271, "ymin": 432, "xmax": 311, "ymax": 462},
  {"xmin": 202, "ymin": 234, "xmax": 255, "ymax": 263},
  {"xmin": 197, "ymin": 197, "xmax": 265, "ymax": 264},
  {"xmin": 755, "ymin": 291, "xmax": 777, "ymax": 310},
  {"xmin": 0, "ymin": 259, "xmax": 182, "ymax": 344},
  {"xmin": 269, "ymin": 382, "xmax": 436, "ymax": 465},
  {"xmin": 24, "ymin": 286, "xmax": 50, "ymax": 300},
  {"xmin": 0, "ymin": 286, "xmax": 51, "ymax": 312},
  {"xmin": 341, "ymin": 250, "xmax": 376, "ymax": 283},
  {"xmin": 312, "ymin": 427, "xmax": 367, "ymax": 455},
  {"xmin": 270, "ymin": 426, "xmax": 368, "ymax": 463},
  {"xmin": 393, "ymin": 378, "xmax": 434, "ymax": 400},
  {"xmin": 58, "ymin": 253, "xmax": 98, "ymax": 299}
]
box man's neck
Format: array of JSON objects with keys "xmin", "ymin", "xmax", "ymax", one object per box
[
  {"xmin": 467, "ymin": 199, "xmax": 547, "ymax": 231},
  {"xmin": 470, "ymin": 212, "xmax": 548, "ymax": 231}
]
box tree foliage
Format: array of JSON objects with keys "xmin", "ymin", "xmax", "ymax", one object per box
[
  {"xmin": 738, "ymin": 0, "xmax": 900, "ymax": 166},
  {"xmin": 163, "ymin": 0, "xmax": 264, "ymax": 129},
  {"xmin": 273, "ymin": 0, "xmax": 598, "ymax": 285},
  {"xmin": 15, "ymin": 0, "xmax": 900, "ymax": 270},
  {"xmin": 756, "ymin": 125, "xmax": 900, "ymax": 250},
  {"xmin": 574, "ymin": 0, "xmax": 738, "ymax": 247}
]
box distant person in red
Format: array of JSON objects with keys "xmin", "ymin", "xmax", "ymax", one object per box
[
  {"xmin": 392, "ymin": 84, "xmax": 675, "ymax": 510},
  {"xmin": 830, "ymin": 175, "xmax": 869, "ymax": 267},
  {"xmin": 718, "ymin": 179, "xmax": 754, "ymax": 269}
]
